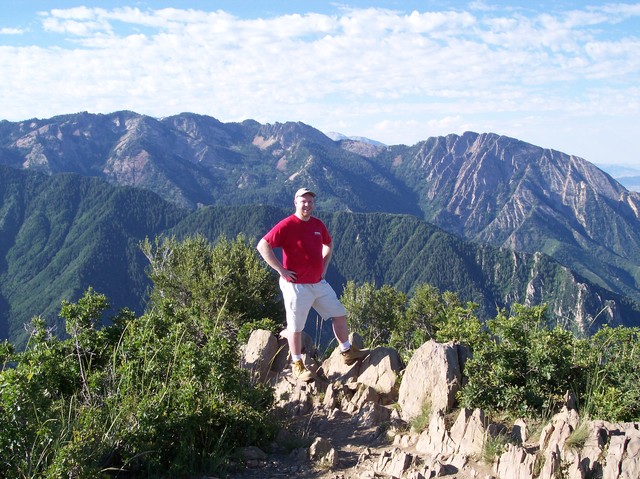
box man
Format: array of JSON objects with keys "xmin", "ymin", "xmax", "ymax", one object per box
[{"xmin": 257, "ymin": 187, "xmax": 368, "ymax": 381}]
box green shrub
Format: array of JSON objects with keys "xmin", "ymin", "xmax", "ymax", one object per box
[
  {"xmin": 409, "ymin": 399, "xmax": 432, "ymax": 433},
  {"xmin": 460, "ymin": 304, "xmax": 581, "ymax": 417},
  {"xmin": 340, "ymin": 281, "xmax": 406, "ymax": 347},
  {"xmin": 580, "ymin": 326, "xmax": 640, "ymax": 422},
  {"xmin": 481, "ymin": 433, "xmax": 508, "ymax": 463},
  {"xmin": 0, "ymin": 234, "xmax": 280, "ymax": 477},
  {"xmin": 141, "ymin": 233, "xmax": 283, "ymax": 331},
  {"xmin": 238, "ymin": 318, "xmax": 282, "ymax": 344},
  {"xmin": 565, "ymin": 420, "xmax": 590, "ymax": 450}
]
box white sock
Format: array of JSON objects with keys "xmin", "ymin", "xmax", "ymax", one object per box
[
  {"xmin": 292, "ymin": 354, "xmax": 302, "ymax": 362},
  {"xmin": 339, "ymin": 341, "xmax": 351, "ymax": 352}
]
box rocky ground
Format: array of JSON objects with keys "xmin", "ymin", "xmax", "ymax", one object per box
[
  {"xmin": 226, "ymin": 330, "xmax": 640, "ymax": 479},
  {"xmin": 225, "ymin": 377, "xmax": 494, "ymax": 479}
]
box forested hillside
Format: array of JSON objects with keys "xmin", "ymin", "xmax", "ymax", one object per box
[
  {"xmin": 0, "ymin": 166, "xmax": 187, "ymax": 347},
  {"xmin": 1, "ymin": 166, "xmax": 638, "ymax": 348}
]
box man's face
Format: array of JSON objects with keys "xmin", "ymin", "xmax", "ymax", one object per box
[{"xmin": 295, "ymin": 193, "xmax": 315, "ymax": 219}]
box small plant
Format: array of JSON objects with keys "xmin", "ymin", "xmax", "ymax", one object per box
[
  {"xmin": 237, "ymin": 317, "xmax": 281, "ymax": 344},
  {"xmin": 565, "ymin": 420, "xmax": 590, "ymax": 451},
  {"xmin": 410, "ymin": 400, "xmax": 431, "ymax": 433},
  {"xmin": 481, "ymin": 433, "xmax": 508, "ymax": 463}
]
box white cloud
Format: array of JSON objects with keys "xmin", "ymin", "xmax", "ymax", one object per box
[
  {"xmin": 0, "ymin": 3, "xmax": 638, "ymax": 166},
  {"xmin": 0, "ymin": 28, "xmax": 26, "ymax": 35}
]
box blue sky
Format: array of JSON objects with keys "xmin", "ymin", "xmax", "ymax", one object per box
[{"xmin": 1, "ymin": 1, "xmax": 639, "ymax": 168}]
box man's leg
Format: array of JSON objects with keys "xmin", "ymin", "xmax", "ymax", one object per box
[
  {"xmin": 332, "ymin": 315, "xmax": 349, "ymax": 344},
  {"xmin": 279, "ymin": 280, "xmax": 314, "ymax": 381},
  {"xmin": 332, "ymin": 315, "xmax": 370, "ymax": 365},
  {"xmin": 313, "ymin": 282, "xmax": 370, "ymax": 365},
  {"xmin": 287, "ymin": 330, "xmax": 303, "ymax": 357}
]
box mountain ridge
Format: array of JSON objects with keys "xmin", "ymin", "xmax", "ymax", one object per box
[{"xmin": 1, "ymin": 111, "xmax": 639, "ymax": 318}]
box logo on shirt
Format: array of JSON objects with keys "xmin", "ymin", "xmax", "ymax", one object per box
[{"xmin": 314, "ymin": 231, "xmax": 321, "ymax": 236}]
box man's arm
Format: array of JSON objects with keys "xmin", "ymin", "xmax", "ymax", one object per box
[
  {"xmin": 321, "ymin": 242, "xmax": 333, "ymax": 280},
  {"xmin": 257, "ymin": 238, "xmax": 297, "ymax": 282}
]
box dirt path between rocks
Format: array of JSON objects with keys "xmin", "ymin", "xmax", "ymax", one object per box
[
  {"xmin": 228, "ymin": 407, "xmax": 390, "ymax": 479},
  {"xmin": 226, "ymin": 405, "xmax": 492, "ymax": 479}
]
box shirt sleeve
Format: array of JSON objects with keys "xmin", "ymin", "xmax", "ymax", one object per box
[{"xmin": 263, "ymin": 217, "xmax": 287, "ymax": 248}]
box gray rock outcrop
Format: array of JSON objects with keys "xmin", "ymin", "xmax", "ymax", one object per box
[{"xmin": 240, "ymin": 332, "xmax": 640, "ymax": 479}]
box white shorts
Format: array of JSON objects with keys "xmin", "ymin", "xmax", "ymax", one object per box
[{"xmin": 279, "ymin": 278, "xmax": 347, "ymax": 332}]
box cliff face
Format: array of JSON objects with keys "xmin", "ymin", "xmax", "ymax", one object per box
[{"xmin": 380, "ymin": 132, "xmax": 640, "ymax": 304}]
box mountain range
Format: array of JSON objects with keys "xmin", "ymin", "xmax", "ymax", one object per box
[{"xmin": 0, "ymin": 111, "xmax": 639, "ymax": 346}]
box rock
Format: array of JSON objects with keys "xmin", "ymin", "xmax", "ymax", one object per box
[
  {"xmin": 375, "ymin": 448, "xmax": 413, "ymax": 478},
  {"xmin": 309, "ymin": 436, "xmax": 338, "ymax": 468},
  {"xmin": 240, "ymin": 336, "xmax": 640, "ymax": 479},
  {"xmin": 580, "ymin": 421, "xmax": 607, "ymax": 478},
  {"xmin": 539, "ymin": 407, "xmax": 580, "ymax": 453},
  {"xmin": 241, "ymin": 329, "xmax": 278, "ymax": 382},
  {"xmin": 345, "ymin": 384, "xmax": 380, "ymax": 414},
  {"xmin": 494, "ymin": 444, "xmax": 537, "ymax": 479},
  {"xmin": 511, "ymin": 418, "xmax": 528, "ymax": 445},
  {"xmin": 239, "ymin": 445, "xmax": 267, "ymax": 461},
  {"xmin": 449, "ymin": 408, "xmax": 487, "ymax": 457},
  {"xmin": 271, "ymin": 334, "xmax": 291, "ymax": 373},
  {"xmin": 386, "ymin": 450, "xmax": 413, "ymax": 478},
  {"xmin": 273, "ymin": 374, "xmax": 315, "ymax": 416},
  {"xmin": 356, "ymin": 401, "xmax": 392, "ymax": 428},
  {"xmin": 356, "ymin": 346, "xmax": 403, "ymax": 399},
  {"xmin": 321, "ymin": 334, "xmax": 365, "ymax": 383},
  {"xmin": 397, "ymin": 340, "xmax": 465, "ymax": 421},
  {"xmin": 415, "ymin": 411, "xmax": 456, "ymax": 456},
  {"xmin": 621, "ymin": 428, "xmax": 640, "ymax": 479},
  {"xmin": 540, "ymin": 443, "xmax": 560, "ymax": 479},
  {"xmin": 603, "ymin": 433, "xmax": 626, "ymax": 479}
]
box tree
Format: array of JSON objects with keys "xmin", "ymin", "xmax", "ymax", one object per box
[
  {"xmin": 341, "ymin": 281, "xmax": 406, "ymax": 347},
  {"xmin": 393, "ymin": 284, "xmax": 483, "ymax": 355},
  {"xmin": 581, "ymin": 325, "xmax": 640, "ymax": 421},
  {"xmin": 0, "ymin": 234, "xmax": 281, "ymax": 476},
  {"xmin": 141, "ymin": 233, "xmax": 283, "ymax": 331}
]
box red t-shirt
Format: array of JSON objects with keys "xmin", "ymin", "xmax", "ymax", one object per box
[{"xmin": 263, "ymin": 214, "xmax": 332, "ymax": 284}]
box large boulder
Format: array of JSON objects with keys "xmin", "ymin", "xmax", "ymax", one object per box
[
  {"xmin": 320, "ymin": 333, "xmax": 366, "ymax": 383},
  {"xmin": 242, "ymin": 329, "xmax": 318, "ymax": 383},
  {"xmin": 397, "ymin": 340, "xmax": 467, "ymax": 421},
  {"xmin": 241, "ymin": 329, "xmax": 279, "ymax": 382}
]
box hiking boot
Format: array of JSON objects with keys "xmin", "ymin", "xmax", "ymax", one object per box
[
  {"xmin": 292, "ymin": 359, "xmax": 314, "ymax": 382},
  {"xmin": 340, "ymin": 345, "xmax": 369, "ymax": 365}
]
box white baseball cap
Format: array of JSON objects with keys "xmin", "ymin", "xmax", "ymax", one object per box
[{"xmin": 294, "ymin": 187, "xmax": 316, "ymax": 198}]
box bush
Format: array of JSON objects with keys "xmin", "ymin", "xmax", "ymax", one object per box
[
  {"xmin": 0, "ymin": 234, "xmax": 280, "ymax": 476},
  {"xmin": 238, "ymin": 318, "xmax": 282, "ymax": 344},
  {"xmin": 460, "ymin": 304, "xmax": 580, "ymax": 417},
  {"xmin": 580, "ymin": 325, "xmax": 640, "ymax": 421},
  {"xmin": 340, "ymin": 281, "xmax": 406, "ymax": 347},
  {"xmin": 141, "ymin": 233, "xmax": 283, "ymax": 332}
]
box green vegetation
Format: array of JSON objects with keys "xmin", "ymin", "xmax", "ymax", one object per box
[
  {"xmin": 481, "ymin": 433, "xmax": 508, "ymax": 464},
  {"xmin": 3, "ymin": 165, "xmax": 639, "ymax": 352},
  {"xmin": 1, "ymin": 231, "xmax": 639, "ymax": 476},
  {"xmin": 0, "ymin": 236, "xmax": 278, "ymax": 477},
  {"xmin": 409, "ymin": 399, "xmax": 432, "ymax": 433},
  {"xmin": 341, "ymin": 282, "xmax": 640, "ymax": 423},
  {"xmin": 565, "ymin": 420, "xmax": 590, "ymax": 451}
]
